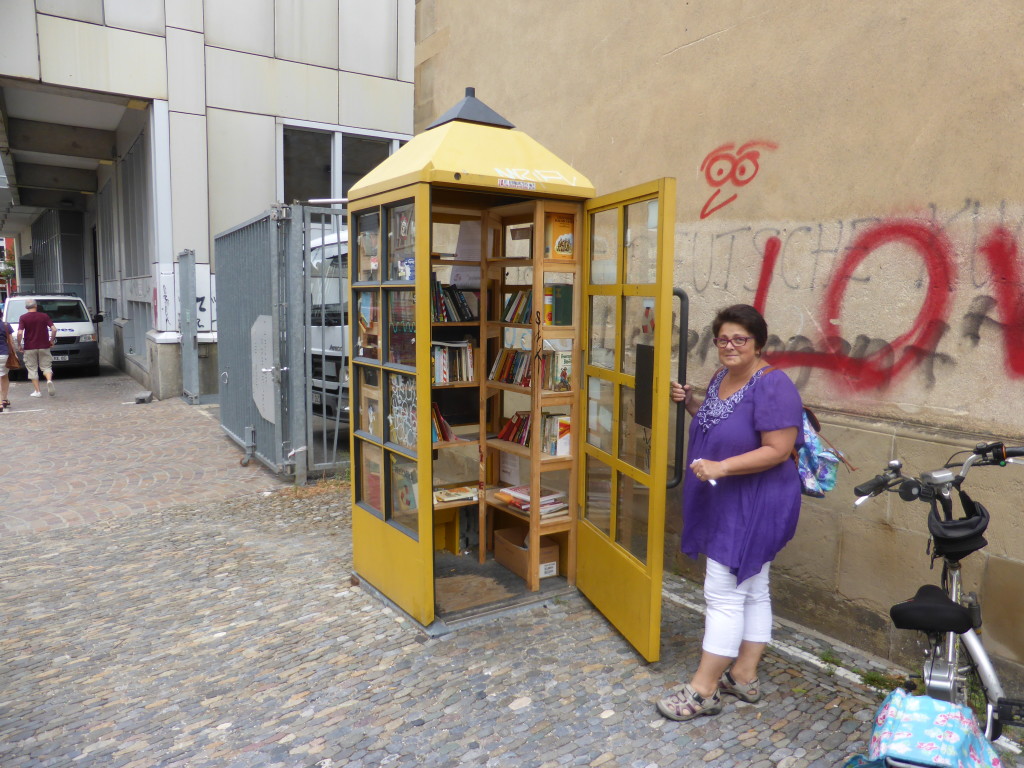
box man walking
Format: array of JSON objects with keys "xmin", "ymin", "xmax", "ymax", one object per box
[{"xmin": 16, "ymin": 299, "xmax": 57, "ymax": 397}]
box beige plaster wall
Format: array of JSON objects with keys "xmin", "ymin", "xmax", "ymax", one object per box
[{"xmin": 417, "ymin": 0, "xmax": 1024, "ymax": 677}]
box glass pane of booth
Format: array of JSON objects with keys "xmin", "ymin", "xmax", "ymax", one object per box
[
  {"xmin": 386, "ymin": 371, "xmax": 417, "ymax": 452},
  {"xmin": 355, "ymin": 364, "xmax": 383, "ymax": 439},
  {"xmin": 589, "ymin": 208, "xmax": 618, "ymax": 285},
  {"xmin": 589, "ymin": 295, "xmax": 616, "ymax": 369},
  {"xmin": 355, "ymin": 211, "xmax": 381, "ymax": 281},
  {"xmin": 354, "ymin": 290, "xmax": 380, "ymax": 361},
  {"xmin": 356, "ymin": 440, "xmax": 383, "ymax": 516},
  {"xmin": 388, "ymin": 452, "xmax": 419, "ymax": 537},
  {"xmin": 586, "ymin": 376, "xmax": 613, "ymax": 453},
  {"xmin": 386, "ymin": 289, "xmax": 416, "ymax": 366},
  {"xmin": 584, "ymin": 454, "xmax": 612, "ymax": 535},
  {"xmin": 618, "ymin": 385, "xmax": 651, "ymax": 473},
  {"xmin": 621, "ymin": 296, "xmax": 656, "ymax": 377},
  {"xmin": 387, "ymin": 202, "xmax": 416, "ymax": 281},
  {"xmin": 625, "ymin": 199, "xmax": 658, "ymax": 285},
  {"xmin": 615, "ymin": 472, "xmax": 650, "ymax": 564}
]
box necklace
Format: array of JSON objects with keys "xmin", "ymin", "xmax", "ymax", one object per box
[{"xmin": 696, "ymin": 367, "xmax": 768, "ymax": 432}]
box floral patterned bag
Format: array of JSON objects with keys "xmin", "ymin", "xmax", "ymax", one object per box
[
  {"xmin": 796, "ymin": 408, "xmax": 842, "ymax": 498},
  {"xmin": 844, "ymin": 688, "xmax": 1001, "ymax": 768}
]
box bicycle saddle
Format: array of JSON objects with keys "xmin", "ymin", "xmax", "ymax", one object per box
[{"xmin": 890, "ymin": 584, "xmax": 973, "ymax": 634}]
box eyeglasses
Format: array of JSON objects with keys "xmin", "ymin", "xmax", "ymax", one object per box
[{"xmin": 712, "ymin": 335, "xmax": 754, "ymax": 348}]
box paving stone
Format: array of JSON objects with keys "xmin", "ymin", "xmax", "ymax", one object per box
[{"xmin": 1, "ymin": 367, "xmax": 1020, "ymax": 767}]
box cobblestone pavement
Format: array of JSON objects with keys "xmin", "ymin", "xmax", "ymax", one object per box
[
  {"xmin": 1, "ymin": 367, "xmax": 1019, "ymax": 767},
  {"xmin": 8, "ymin": 486, "xmax": 1018, "ymax": 768},
  {"xmin": 0, "ymin": 364, "xmax": 285, "ymax": 534}
]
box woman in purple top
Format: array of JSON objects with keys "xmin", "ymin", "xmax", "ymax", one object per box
[{"xmin": 657, "ymin": 304, "xmax": 803, "ymax": 722}]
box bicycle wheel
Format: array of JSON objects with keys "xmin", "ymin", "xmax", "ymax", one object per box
[{"xmin": 958, "ymin": 635, "xmax": 1002, "ymax": 741}]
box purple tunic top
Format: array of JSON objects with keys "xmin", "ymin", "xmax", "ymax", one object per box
[{"xmin": 682, "ymin": 366, "xmax": 804, "ymax": 583}]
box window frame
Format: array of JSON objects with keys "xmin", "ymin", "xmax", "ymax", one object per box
[{"xmin": 276, "ymin": 119, "xmax": 409, "ymax": 207}]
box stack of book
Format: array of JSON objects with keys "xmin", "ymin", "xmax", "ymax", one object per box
[
  {"xmin": 430, "ymin": 403, "xmax": 463, "ymax": 443},
  {"xmin": 540, "ymin": 414, "xmax": 571, "ymax": 456},
  {"xmin": 432, "ymin": 485, "xmax": 479, "ymax": 505},
  {"xmin": 431, "ymin": 340, "xmax": 474, "ymax": 384},
  {"xmin": 493, "ymin": 485, "xmax": 569, "ymax": 518},
  {"xmin": 539, "ymin": 348, "xmax": 572, "ymax": 391},
  {"xmin": 495, "ymin": 410, "xmax": 531, "ymax": 445},
  {"xmin": 501, "ymin": 289, "xmax": 533, "ymax": 323},
  {"xmin": 430, "ymin": 275, "xmax": 479, "ymax": 322},
  {"xmin": 541, "ymin": 284, "xmax": 573, "ymax": 326},
  {"xmin": 487, "ymin": 348, "xmax": 532, "ymax": 387}
]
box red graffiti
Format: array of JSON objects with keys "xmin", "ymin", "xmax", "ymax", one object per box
[
  {"xmin": 699, "ymin": 141, "xmax": 778, "ymax": 219},
  {"xmin": 756, "ymin": 220, "xmax": 961, "ymax": 390},
  {"xmin": 976, "ymin": 227, "xmax": 1024, "ymax": 376}
]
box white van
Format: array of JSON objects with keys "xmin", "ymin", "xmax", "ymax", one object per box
[{"xmin": 2, "ymin": 294, "xmax": 102, "ymax": 374}]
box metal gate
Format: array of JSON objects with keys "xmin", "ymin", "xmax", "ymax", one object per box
[{"xmin": 214, "ymin": 205, "xmax": 349, "ymax": 479}]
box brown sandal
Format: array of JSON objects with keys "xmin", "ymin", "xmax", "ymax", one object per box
[
  {"xmin": 656, "ymin": 684, "xmax": 723, "ymax": 721},
  {"xmin": 719, "ymin": 670, "xmax": 761, "ymax": 703}
]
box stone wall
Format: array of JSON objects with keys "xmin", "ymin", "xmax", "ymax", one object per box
[{"xmin": 416, "ymin": 0, "xmax": 1024, "ymax": 677}]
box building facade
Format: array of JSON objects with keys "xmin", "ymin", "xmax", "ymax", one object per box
[
  {"xmin": 413, "ymin": 0, "xmax": 1024, "ymax": 680},
  {"xmin": 0, "ymin": 0, "xmax": 413, "ymax": 397}
]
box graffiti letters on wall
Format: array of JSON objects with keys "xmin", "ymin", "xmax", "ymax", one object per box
[{"xmin": 678, "ymin": 201, "xmax": 1024, "ymax": 431}]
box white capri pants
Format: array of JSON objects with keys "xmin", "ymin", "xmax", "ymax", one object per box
[{"xmin": 702, "ymin": 558, "xmax": 773, "ymax": 657}]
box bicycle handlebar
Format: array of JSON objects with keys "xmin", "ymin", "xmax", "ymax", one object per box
[
  {"xmin": 853, "ymin": 442, "xmax": 1024, "ymax": 507},
  {"xmin": 853, "ymin": 474, "xmax": 896, "ymax": 498}
]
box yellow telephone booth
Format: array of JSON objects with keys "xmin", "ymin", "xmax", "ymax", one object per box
[{"xmin": 347, "ymin": 88, "xmax": 676, "ymax": 662}]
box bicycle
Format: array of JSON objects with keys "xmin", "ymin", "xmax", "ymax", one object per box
[{"xmin": 853, "ymin": 441, "xmax": 1024, "ymax": 742}]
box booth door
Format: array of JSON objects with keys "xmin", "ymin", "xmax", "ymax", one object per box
[
  {"xmin": 577, "ymin": 178, "xmax": 676, "ymax": 663},
  {"xmin": 349, "ymin": 190, "xmax": 436, "ymax": 627}
]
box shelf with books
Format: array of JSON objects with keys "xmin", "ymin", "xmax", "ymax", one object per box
[
  {"xmin": 430, "ymin": 274, "xmax": 480, "ymax": 324},
  {"xmin": 432, "ymin": 483, "xmax": 480, "ymax": 510},
  {"xmin": 430, "ymin": 339, "xmax": 477, "ymax": 386},
  {"xmin": 474, "ymin": 199, "xmax": 583, "ymax": 591},
  {"xmin": 484, "ymin": 487, "xmax": 572, "ymax": 529}
]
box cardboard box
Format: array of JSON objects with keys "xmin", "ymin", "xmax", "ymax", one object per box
[{"xmin": 494, "ymin": 527, "xmax": 559, "ymax": 580}]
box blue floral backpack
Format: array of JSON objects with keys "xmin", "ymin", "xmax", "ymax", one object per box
[
  {"xmin": 795, "ymin": 406, "xmax": 854, "ymax": 497},
  {"xmin": 844, "ymin": 688, "xmax": 1002, "ymax": 768}
]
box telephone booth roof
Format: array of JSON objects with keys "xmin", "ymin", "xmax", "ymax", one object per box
[{"xmin": 348, "ymin": 91, "xmax": 595, "ymax": 201}]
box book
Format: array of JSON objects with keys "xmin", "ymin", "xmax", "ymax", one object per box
[
  {"xmin": 497, "ymin": 410, "xmax": 527, "ymax": 441},
  {"xmin": 433, "ymin": 485, "xmax": 478, "ymax": 504},
  {"xmin": 550, "ymin": 284, "xmax": 573, "ymax": 326},
  {"xmin": 554, "ymin": 415, "xmax": 571, "ymax": 456},
  {"xmin": 543, "ymin": 286, "xmax": 554, "ymax": 325},
  {"xmin": 431, "ymin": 340, "xmax": 474, "ymax": 384},
  {"xmin": 499, "ymin": 485, "xmax": 566, "ymax": 505},
  {"xmin": 545, "ymin": 213, "xmax": 575, "ymax": 260}
]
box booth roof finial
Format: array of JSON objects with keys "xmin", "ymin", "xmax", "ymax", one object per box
[{"xmin": 426, "ymin": 87, "xmax": 514, "ymax": 131}]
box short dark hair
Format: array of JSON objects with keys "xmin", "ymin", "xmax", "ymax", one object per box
[{"xmin": 712, "ymin": 304, "xmax": 768, "ymax": 350}]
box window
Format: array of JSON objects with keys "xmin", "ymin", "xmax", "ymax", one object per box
[
  {"xmin": 283, "ymin": 128, "xmax": 332, "ymax": 204},
  {"xmin": 126, "ymin": 299, "xmax": 150, "ymax": 364},
  {"xmin": 342, "ymin": 135, "xmax": 391, "ymax": 197},
  {"xmin": 121, "ymin": 134, "xmax": 151, "ymax": 278},
  {"xmin": 279, "ymin": 124, "xmax": 406, "ymax": 204},
  {"xmin": 97, "ymin": 179, "xmax": 117, "ymax": 280}
]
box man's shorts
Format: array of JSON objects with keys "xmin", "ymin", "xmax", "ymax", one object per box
[{"xmin": 23, "ymin": 348, "xmax": 53, "ymax": 379}]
